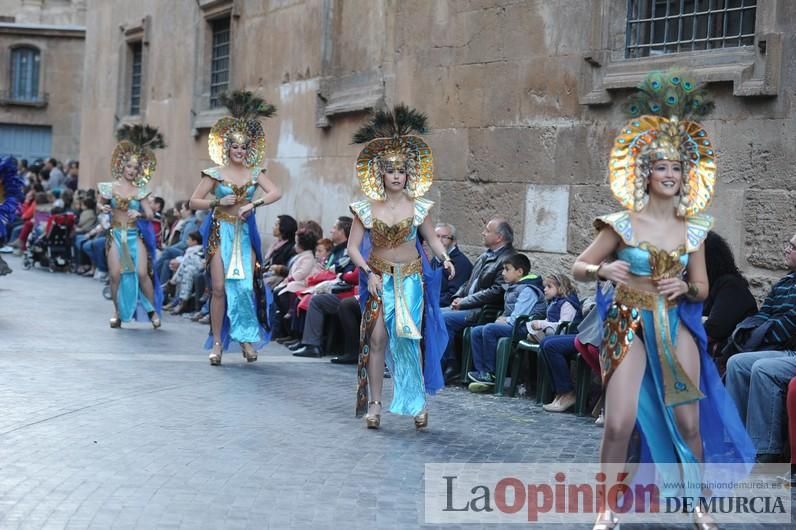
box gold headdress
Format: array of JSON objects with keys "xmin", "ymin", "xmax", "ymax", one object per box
[
  {"xmin": 610, "ymin": 70, "xmax": 716, "ymax": 216},
  {"xmin": 208, "ymin": 90, "xmax": 276, "ymax": 167},
  {"xmin": 111, "ymin": 125, "xmax": 166, "ymax": 187},
  {"xmin": 352, "ymin": 104, "xmax": 433, "ymax": 201}
]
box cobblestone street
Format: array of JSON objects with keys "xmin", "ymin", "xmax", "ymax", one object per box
[{"xmin": 0, "ymin": 256, "xmax": 790, "ymax": 529}]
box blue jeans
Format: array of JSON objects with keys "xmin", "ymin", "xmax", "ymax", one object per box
[
  {"xmin": 73, "ymin": 234, "xmax": 90, "ymax": 266},
  {"xmin": 441, "ymin": 308, "xmax": 477, "ymax": 362},
  {"xmin": 539, "ymin": 334, "xmax": 578, "ymax": 394},
  {"xmin": 156, "ymin": 245, "xmax": 184, "ymax": 283},
  {"xmin": 725, "ymin": 349, "xmax": 796, "ymax": 455},
  {"xmin": 85, "ymin": 236, "xmax": 107, "ymax": 272},
  {"xmin": 470, "ymin": 322, "xmax": 513, "ymax": 373}
]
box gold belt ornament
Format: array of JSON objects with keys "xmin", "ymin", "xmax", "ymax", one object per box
[
  {"xmin": 614, "ymin": 285, "xmax": 703, "ymax": 407},
  {"xmin": 367, "ymin": 255, "xmax": 423, "ymax": 340},
  {"xmin": 111, "ymin": 221, "xmax": 136, "ymax": 273}
]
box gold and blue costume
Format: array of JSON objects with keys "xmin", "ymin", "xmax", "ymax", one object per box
[
  {"xmin": 594, "ymin": 70, "xmax": 754, "ymax": 499},
  {"xmin": 350, "ymin": 198, "xmax": 446, "ymax": 417},
  {"xmin": 98, "ymin": 182, "xmax": 162, "ymax": 322},
  {"xmin": 199, "ymin": 166, "xmax": 270, "ymax": 350}
]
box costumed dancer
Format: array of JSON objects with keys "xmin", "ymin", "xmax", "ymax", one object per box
[
  {"xmin": 189, "ymin": 91, "xmax": 281, "ymax": 366},
  {"xmin": 572, "ymin": 71, "xmax": 755, "ymax": 530},
  {"xmin": 347, "ymin": 104, "xmax": 454, "ymax": 430},
  {"xmin": 98, "ymin": 125, "xmax": 165, "ymax": 328},
  {"xmin": 0, "ymin": 156, "xmax": 23, "ymax": 276}
]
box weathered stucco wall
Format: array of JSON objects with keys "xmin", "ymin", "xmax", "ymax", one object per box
[{"xmin": 78, "ymin": 0, "xmax": 796, "ymax": 291}]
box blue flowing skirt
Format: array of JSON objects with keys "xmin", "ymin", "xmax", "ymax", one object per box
[
  {"xmin": 108, "ymin": 220, "xmax": 163, "ymax": 322},
  {"xmin": 200, "ymin": 212, "xmax": 271, "ymax": 351},
  {"xmin": 596, "ymin": 287, "xmax": 755, "ymax": 496}
]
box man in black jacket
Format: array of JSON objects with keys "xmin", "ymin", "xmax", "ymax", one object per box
[
  {"xmin": 432, "ymin": 222, "xmax": 473, "ymax": 307},
  {"xmin": 440, "ymin": 218, "xmax": 516, "ymax": 379}
]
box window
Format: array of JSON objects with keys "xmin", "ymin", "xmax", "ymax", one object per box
[
  {"xmin": 10, "ymin": 47, "xmax": 41, "ymax": 101},
  {"xmin": 625, "ymin": 0, "xmax": 757, "ymax": 58},
  {"xmin": 209, "ymin": 17, "xmax": 230, "ymax": 109},
  {"xmin": 129, "ymin": 41, "xmax": 143, "ymax": 115}
]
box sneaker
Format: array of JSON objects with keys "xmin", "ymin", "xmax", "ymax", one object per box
[
  {"xmin": 0, "ymin": 245, "xmax": 12, "ymax": 253},
  {"xmin": 468, "ymin": 382, "xmax": 492, "ymax": 393},
  {"xmin": 468, "ymin": 371, "xmax": 495, "ymax": 385}
]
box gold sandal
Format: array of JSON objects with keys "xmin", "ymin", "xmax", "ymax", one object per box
[
  {"xmin": 209, "ymin": 342, "xmax": 223, "ymax": 366},
  {"xmin": 414, "ymin": 410, "xmax": 429, "ymax": 430},
  {"xmin": 365, "ymin": 400, "xmax": 382, "ymax": 429},
  {"xmin": 150, "ymin": 314, "xmax": 161, "ymax": 329},
  {"xmin": 109, "ymin": 316, "xmax": 121, "ymax": 328},
  {"xmin": 241, "ymin": 343, "xmax": 258, "ymax": 362}
]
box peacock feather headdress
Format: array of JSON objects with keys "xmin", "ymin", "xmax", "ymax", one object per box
[
  {"xmin": 610, "ymin": 69, "xmax": 716, "ymax": 216},
  {"xmin": 208, "ymin": 90, "xmax": 276, "ymax": 168},
  {"xmin": 352, "ymin": 104, "xmax": 433, "ymax": 201},
  {"xmin": 111, "ymin": 124, "xmax": 166, "ymax": 186}
]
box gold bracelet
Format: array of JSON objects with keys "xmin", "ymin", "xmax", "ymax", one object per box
[
  {"xmin": 687, "ymin": 282, "xmax": 699, "ymax": 297},
  {"xmin": 584, "ymin": 263, "xmax": 602, "ymax": 281},
  {"xmin": 209, "ymin": 199, "xmax": 219, "ymax": 209}
]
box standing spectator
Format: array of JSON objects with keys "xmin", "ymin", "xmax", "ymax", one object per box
[
  {"xmin": 725, "ymin": 232, "xmax": 796, "ymax": 462},
  {"xmin": 440, "ymin": 217, "xmax": 516, "ymax": 381},
  {"xmin": 433, "ymin": 222, "xmax": 473, "ymax": 307},
  {"xmin": 45, "ymin": 158, "xmax": 65, "ymax": 190}
]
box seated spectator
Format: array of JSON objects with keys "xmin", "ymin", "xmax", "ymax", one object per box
[
  {"xmin": 324, "ymin": 216, "xmax": 354, "ymax": 273},
  {"xmin": 78, "ymin": 210, "xmax": 111, "ymax": 279},
  {"xmin": 315, "ymin": 238, "xmax": 333, "ymax": 267},
  {"xmin": 165, "ymin": 231, "xmax": 205, "ymax": 314},
  {"xmin": 702, "ymin": 231, "xmax": 758, "ymax": 373},
  {"xmin": 264, "ymin": 214, "xmax": 298, "ymax": 287},
  {"xmin": 156, "ymin": 200, "xmax": 198, "ymax": 283},
  {"xmin": 441, "ymin": 217, "xmax": 516, "ymax": 381},
  {"xmin": 433, "ymin": 222, "xmax": 473, "ymax": 307},
  {"xmin": 273, "ymin": 226, "xmax": 320, "ymax": 335},
  {"xmin": 726, "ymin": 232, "xmax": 796, "ymax": 462},
  {"xmin": 466, "ymin": 253, "xmax": 545, "ymax": 388},
  {"xmin": 15, "ymin": 192, "xmax": 52, "ymax": 252},
  {"xmin": 527, "ymin": 273, "xmax": 582, "ymax": 342},
  {"xmin": 289, "ymin": 269, "xmax": 361, "ymax": 359},
  {"xmin": 539, "ymin": 295, "xmax": 603, "ymax": 414},
  {"xmin": 73, "ymin": 197, "xmax": 98, "ymax": 273},
  {"xmin": 784, "ymin": 377, "xmax": 796, "ymax": 486}
]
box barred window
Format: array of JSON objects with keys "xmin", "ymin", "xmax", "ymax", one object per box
[
  {"xmin": 129, "ymin": 41, "xmax": 143, "ymax": 115},
  {"xmin": 209, "ymin": 16, "xmax": 230, "ymax": 109},
  {"xmin": 625, "ymin": 0, "xmax": 757, "ymax": 58},
  {"xmin": 10, "ymin": 46, "xmax": 40, "ymax": 101}
]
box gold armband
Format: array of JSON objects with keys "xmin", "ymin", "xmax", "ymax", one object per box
[
  {"xmin": 687, "ymin": 282, "xmax": 699, "ymax": 297},
  {"xmin": 584, "ymin": 263, "xmax": 602, "ymax": 281},
  {"xmin": 252, "ymin": 198, "xmax": 265, "ymax": 208}
]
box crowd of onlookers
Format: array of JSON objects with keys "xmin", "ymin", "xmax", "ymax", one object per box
[{"xmin": 2, "ymin": 157, "xmax": 795, "ymax": 485}]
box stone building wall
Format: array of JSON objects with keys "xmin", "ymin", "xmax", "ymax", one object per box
[
  {"xmin": 0, "ymin": 0, "xmax": 85, "ymax": 162},
  {"xmin": 78, "ymin": 0, "xmax": 796, "ymax": 295}
]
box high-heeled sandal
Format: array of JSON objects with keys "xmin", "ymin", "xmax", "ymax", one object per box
[
  {"xmin": 693, "ymin": 504, "xmax": 718, "ymax": 530},
  {"xmin": 148, "ymin": 311, "xmax": 161, "ymax": 329},
  {"xmin": 241, "ymin": 343, "xmax": 258, "ymax": 362},
  {"xmin": 209, "ymin": 342, "xmax": 223, "ymax": 366},
  {"xmin": 414, "ymin": 410, "xmax": 429, "ymax": 430},
  {"xmin": 109, "ymin": 316, "xmax": 121, "ymax": 328},
  {"xmin": 593, "ymin": 509, "xmax": 619, "ymax": 530},
  {"xmin": 365, "ymin": 400, "xmax": 382, "ymax": 429}
]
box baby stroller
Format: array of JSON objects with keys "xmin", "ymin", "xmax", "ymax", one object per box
[{"xmin": 23, "ymin": 212, "xmax": 76, "ymax": 272}]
